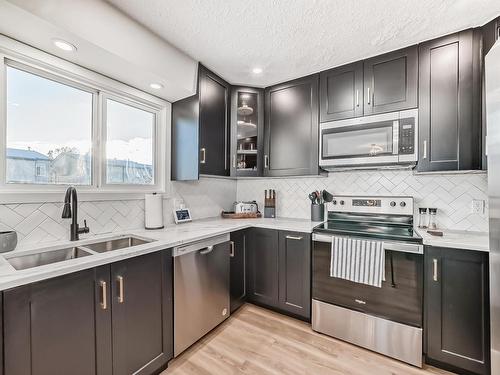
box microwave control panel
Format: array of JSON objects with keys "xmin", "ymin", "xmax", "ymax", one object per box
[{"xmin": 399, "ymin": 118, "xmax": 415, "ymax": 154}]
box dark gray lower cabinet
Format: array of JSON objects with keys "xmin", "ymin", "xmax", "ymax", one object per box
[
  {"xmin": 247, "ymin": 228, "xmax": 311, "ymax": 320},
  {"xmin": 425, "ymin": 246, "xmax": 489, "ymax": 375},
  {"xmin": 230, "ymin": 230, "xmax": 247, "ymax": 313},
  {"xmin": 3, "ymin": 251, "xmax": 173, "ymax": 375},
  {"xmin": 278, "ymin": 231, "xmax": 311, "ymax": 319}
]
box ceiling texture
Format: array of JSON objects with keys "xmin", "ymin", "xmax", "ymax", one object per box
[{"xmin": 107, "ymin": 0, "xmax": 500, "ymax": 87}]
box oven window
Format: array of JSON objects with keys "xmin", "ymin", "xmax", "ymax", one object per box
[{"xmin": 322, "ymin": 122, "xmax": 394, "ymax": 159}]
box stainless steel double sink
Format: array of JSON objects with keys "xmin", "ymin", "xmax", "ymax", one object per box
[{"xmin": 4, "ymin": 236, "xmax": 154, "ymax": 271}]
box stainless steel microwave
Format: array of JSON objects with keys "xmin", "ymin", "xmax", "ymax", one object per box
[{"xmin": 319, "ymin": 109, "xmax": 418, "ymax": 169}]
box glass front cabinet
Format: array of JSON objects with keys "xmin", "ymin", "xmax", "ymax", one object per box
[{"xmin": 230, "ymin": 87, "xmax": 264, "ymax": 177}]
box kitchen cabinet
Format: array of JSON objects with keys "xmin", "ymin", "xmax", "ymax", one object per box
[
  {"xmin": 246, "ymin": 228, "xmax": 311, "ymax": 320},
  {"xmin": 230, "ymin": 87, "xmax": 264, "ymax": 177},
  {"xmin": 363, "ymin": 46, "xmax": 418, "ymax": 115},
  {"xmin": 230, "ymin": 230, "xmax": 248, "ymax": 313},
  {"xmin": 418, "ymin": 30, "xmax": 482, "ymax": 172},
  {"xmin": 3, "ymin": 251, "xmax": 173, "ymax": 375},
  {"xmin": 425, "ymin": 246, "xmax": 489, "ymax": 375},
  {"xmin": 247, "ymin": 228, "xmax": 279, "ymax": 306},
  {"xmin": 110, "ymin": 252, "xmax": 172, "ymax": 375},
  {"xmin": 264, "ymin": 74, "xmax": 319, "ymax": 177},
  {"xmin": 172, "ymin": 64, "xmax": 230, "ymax": 180},
  {"xmin": 4, "ymin": 268, "xmax": 112, "ymax": 375},
  {"xmin": 278, "ymin": 231, "xmax": 311, "ymax": 319},
  {"xmin": 482, "ymin": 16, "xmax": 500, "ymax": 56},
  {"xmin": 319, "ymin": 61, "xmax": 364, "ymax": 122}
]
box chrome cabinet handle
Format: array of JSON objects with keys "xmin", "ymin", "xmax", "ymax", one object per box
[
  {"xmin": 200, "ymin": 245, "xmax": 214, "ymax": 255},
  {"xmin": 229, "ymin": 241, "xmax": 235, "ymax": 257},
  {"xmin": 355, "ymin": 299, "xmax": 366, "ymax": 305},
  {"xmin": 432, "ymin": 259, "xmax": 438, "ymax": 282},
  {"xmin": 367, "ymin": 87, "xmax": 371, "ymax": 105},
  {"xmin": 356, "ymin": 89, "xmax": 359, "ymax": 107},
  {"xmin": 423, "ymin": 140, "xmax": 427, "ymax": 159},
  {"xmin": 264, "ymin": 155, "xmax": 269, "ymax": 168},
  {"xmin": 285, "ymin": 235, "xmax": 303, "ymax": 241},
  {"xmin": 200, "ymin": 148, "xmax": 206, "ymax": 164},
  {"xmin": 117, "ymin": 276, "xmax": 124, "ymax": 303},
  {"xmin": 100, "ymin": 280, "xmax": 107, "ymax": 310}
]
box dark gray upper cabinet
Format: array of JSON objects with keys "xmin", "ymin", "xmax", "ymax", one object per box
[
  {"xmin": 264, "ymin": 74, "xmax": 319, "ymax": 177},
  {"xmin": 320, "ymin": 61, "xmax": 364, "ymax": 121},
  {"xmin": 247, "ymin": 227, "xmax": 280, "ymax": 306},
  {"xmin": 363, "ymin": 46, "xmax": 418, "ymax": 115},
  {"xmin": 110, "ymin": 252, "xmax": 172, "ymax": 375},
  {"xmin": 199, "ymin": 65, "xmax": 230, "ymax": 176},
  {"xmin": 230, "ymin": 87, "xmax": 264, "ymax": 177},
  {"xmin": 278, "ymin": 231, "xmax": 311, "ymax": 320},
  {"xmin": 482, "ymin": 16, "xmax": 500, "ymax": 56},
  {"xmin": 425, "ymin": 246, "xmax": 489, "ymax": 375},
  {"xmin": 418, "ymin": 30, "xmax": 482, "ymax": 172},
  {"xmin": 4, "ymin": 268, "xmax": 112, "ymax": 375}
]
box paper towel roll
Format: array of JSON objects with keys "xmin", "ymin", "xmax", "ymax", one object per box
[{"xmin": 145, "ymin": 193, "xmax": 164, "ymax": 229}]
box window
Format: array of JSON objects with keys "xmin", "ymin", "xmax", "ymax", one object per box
[
  {"xmin": 0, "ymin": 47, "xmax": 168, "ymax": 200},
  {"xmin": 6, "ymin": 66, "xmax": 93, "ymax": 185},
  {"xmin": 105, "ymin": 99, "xmax": 155, "ymax": 185}
]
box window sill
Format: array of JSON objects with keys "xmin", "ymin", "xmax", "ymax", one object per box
[{"xmin": 0, "ymin": 186, "xmax": 171, "ymax": 204}]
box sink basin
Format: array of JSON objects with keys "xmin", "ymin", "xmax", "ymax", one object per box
[
  {"xmin": 83, "ymin": 236, "xmax": 152, "ymax": 253},
  {"xmin": 6, "ymin": 247, "xmax": 92, "ymax": 271}
]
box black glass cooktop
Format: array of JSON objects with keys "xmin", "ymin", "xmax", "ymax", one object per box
[{"xmin": 314, "ymin": 220, "xmax": 422, "ymax": 243}]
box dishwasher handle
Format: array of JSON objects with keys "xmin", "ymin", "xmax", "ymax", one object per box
[{"xmin": 199, "ymin": 245, "xmax": 214, "ymax": 255}]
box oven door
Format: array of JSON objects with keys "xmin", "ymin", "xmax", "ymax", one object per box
[
  {"xmin": 319, "ymin": 112, "xmax": 399, "ymax": 167},
  {"xmin": 312, "ymin": 234, "xmax": 423, "ymax": 328}
]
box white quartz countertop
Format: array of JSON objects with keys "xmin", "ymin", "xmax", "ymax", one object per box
[
  {"xmin": 415, "ymin": 228, "xmax": 489, "ymax": 252},
  {"xmin": 0, "ymin": 217, "xmax": 321, "ymax": 291}
]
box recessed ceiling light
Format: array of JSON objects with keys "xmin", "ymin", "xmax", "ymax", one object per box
[
  {"xmin": 52, "ymin": 39, "xmax": 77, "ymax": 52},
  {"xmin": 252, "ymin": 67, "xmax": 263, "ymax": 74},
  {"xmin": 150, "ymin": 83, "xmax": 163, "ymax": 90}
]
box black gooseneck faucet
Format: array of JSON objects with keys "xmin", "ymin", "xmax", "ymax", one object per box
[{"xmin": 61, "ymin": 187, "xmax": 90, "ymax": 241}]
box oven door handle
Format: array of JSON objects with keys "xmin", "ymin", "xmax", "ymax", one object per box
[{"xmin": 313, "ymin": 234, "xmax": 423, "ymax": 254}]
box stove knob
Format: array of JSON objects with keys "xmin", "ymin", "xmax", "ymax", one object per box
[
  {"xmin": 332, "ymin": 200, "xmax": 337, "ymax": 205},
  {"xmin": 400, "ymin": 201, "xmax": 407, "ymax": 207},
  {"xmin": 340, "ymin": 200, "xmax": 345, "ymax": 205},
  {"xmin": 390, "ymin": 201, "xmax": 396, "ymax": 207}
]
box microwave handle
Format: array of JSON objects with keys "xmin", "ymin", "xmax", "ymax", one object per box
[{"xmin": 393, "ymin": 121, "xmax": 399, "ymax": 155}]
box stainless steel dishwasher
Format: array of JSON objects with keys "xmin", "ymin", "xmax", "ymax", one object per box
[{"xmin": 173, "ymin": 234, "xmax": 231, "ymax": 356}]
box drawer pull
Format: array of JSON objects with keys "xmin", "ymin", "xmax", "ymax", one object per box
[
  {"xmin": 229, "ymin": 241, "xmax": 235, "ymax": 257},
  {"xmin": 100, "ymin": 281, "xmax": 107, "ymax": 310},
  {"xmin": 117, "ymin": 276, "xmax": 124, "ymax": 303},
  {"xmin": 355, "ymin": 299, "xmax": 366, "ymax": 305},
  {"xmin": 285, "ymin": 235, "xmax": 303, "ymax": 241},
  {"xmin": 433, "ymin": 259, "xmax": 438, "ymax": 282}
]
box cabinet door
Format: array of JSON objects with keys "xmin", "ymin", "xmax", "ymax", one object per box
[
  {"xmin": 199, "ymin": 65, "xmax": 230, "ymax": 176},
  {"xmin": 230, "ymin": 87, "xmax": 264, "ymax": 177},
  {"xmin": 4, "ymin": 267, "xmax": 112, "ymax": 375},
  {"xmin": 425, "ymin": 247, "xmax": 489, "ymax": 374},
  {"xmin": 363, "ymin": 46, "xmax": 418, "ymax": 115},
  {"xmin": 418, "ymin": 30, "xmax": 481, "ymax": 172},
  {"xmin": 319, "ymin": 62, "xmax": 363, "ymax": 121},
  {"xmin": 246, "ymin": 228, "xmax": 279, "ymax": 307},
  {"xmin": 264, "ymin": 74, "xmax": 319, "ymax": 177},
  {"xmin": 278, "ymin": 231, "xmax": 311, "ymax": 320},
  {"xmin": 230, "ymin": 230, "xmax": 247, "ymax": 312},
  {"xmin": 111, "ymin": 251, "xmax": 172, "ymax": 375}
]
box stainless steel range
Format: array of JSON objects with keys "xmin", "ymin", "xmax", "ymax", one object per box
[{"xmin": 312, "ymin": 195, "xmax": 423, "ymax": 367}]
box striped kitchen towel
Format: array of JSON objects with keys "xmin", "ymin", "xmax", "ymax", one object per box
[{"xmin": 330, "ymin": 236, "xmax": 385, "ymax": 288}]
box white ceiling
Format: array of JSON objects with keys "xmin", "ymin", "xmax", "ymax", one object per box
[{"xmin": 107, "ymin": 0, "xmax": 500, "ymax": 87}]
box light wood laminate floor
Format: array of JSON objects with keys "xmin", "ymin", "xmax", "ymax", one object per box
[{"xmin": 162, "ymin": 304, "xmax": 453, "ymax": 375}]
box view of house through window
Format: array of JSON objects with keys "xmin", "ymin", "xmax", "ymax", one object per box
[
  {"xmin": 6, "ymin": 66, "xmax": 93, "ymax": 185},
  {"xmin": 105, "ymin": 99, "xmax": 154, "ymax": 185}
]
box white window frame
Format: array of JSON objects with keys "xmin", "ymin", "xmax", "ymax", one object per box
[{"xmin": 0, "ymin": 36, "xmax": 171, "ymax": 203}]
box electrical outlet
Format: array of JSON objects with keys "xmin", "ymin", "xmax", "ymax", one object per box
[{"xmin": 471, "ymin": 199, "xmax": 485, "ymax": 214}]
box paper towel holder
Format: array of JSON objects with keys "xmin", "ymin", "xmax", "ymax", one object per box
[{"xmin": 145, "ymin": 192, "xmax": 164, "ymax": 230}]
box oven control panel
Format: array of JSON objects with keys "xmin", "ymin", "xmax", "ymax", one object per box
[
  {"xmin": 330, "ymin": 196, "xmax": 413, "ymax": 215},
  {"xmin": 399, "ymin": 118, "xmax": 415, "ymax": 155}
]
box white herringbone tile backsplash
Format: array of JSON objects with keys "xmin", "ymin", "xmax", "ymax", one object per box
[
  {"xmin": 0, "ymin": 177, "xmax": 236, "ymax": 247},
  {"xmin": 237, "ymin": 170, "xmax": 489, "ymax": 232}
]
